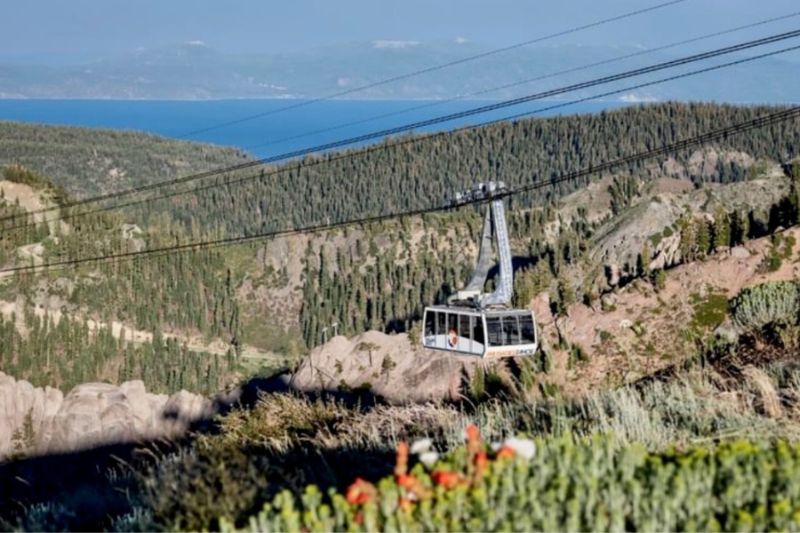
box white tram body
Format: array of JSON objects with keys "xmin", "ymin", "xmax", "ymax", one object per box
[
  {"xmin": 422, "ymin": 305, "xmax": 538, "ymax": 358},
  {"xmin": 421, "ymin": 181, "xmax": 540, "ymax": 358}
]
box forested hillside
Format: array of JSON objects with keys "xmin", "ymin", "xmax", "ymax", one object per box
[
  {"xmin": 137, "ymin": 103, "xmax": 800, "ymax": 235},
  {"xmin": 0, "ymin": 165, "xmax": 245, "ymax": 393},
  {"xmin": 1, "ymin": 102, "xmax": 799, "ymax": 393},
  {"xmin": 0, "ymin": 121, "xmax": 250, "ymax": 196}
]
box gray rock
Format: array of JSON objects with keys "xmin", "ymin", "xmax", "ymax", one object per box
[
  {"xmin": 291, "ymin": 331, "xmax": 482, "ymax": 404},
  {"xmin": 601, "ymin": 293, "xmax": 618, "ymax": 311},
  {"xmin": 0, "ymin": 372, "xmax": 212, "ymax": 461},
  {"xmin": 730, "ymin": 246, "xmax": 751, "ymax": 259},
  {"xmin": 714, "ymin": 318, "xmax": 740, "ymax": 345}
]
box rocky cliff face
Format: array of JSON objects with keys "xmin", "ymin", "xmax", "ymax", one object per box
[{"xmin": 0, "ymin": 373, "xmax": 212, "ymax": 461}]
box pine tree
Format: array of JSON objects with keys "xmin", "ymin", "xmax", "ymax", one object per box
[
  {"xmin": 696, "ymin": 218, "xmax": 711, "ymax": 258},
  {"xmin": 712, "ymin": 208, "xmax": 730, "ymax": 251}
]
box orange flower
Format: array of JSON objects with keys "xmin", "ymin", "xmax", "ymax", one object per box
[
  {"xmin": 396, "ymin": 473, "xmax": 431, "ymax": 500},
  {"xmin": 396, "ymin": 473, "xmax": 415, "ymax": 489},
  {"xmin": 395, "ymin": 441, "xmax": 409, "ymax": 477},
  {"xmin": 346, "ymin": 478, "xmax": 376, "ymax": 506},
  {"xmin": 432, "ymin": 470, "xmax": 464, "ymax": 489},
  {"xmin": 398, "ymin": 496, "xmax": 413, "ymax": 512},
  {"xmin": 465, "ymin": 424, "xmax": 480, "ymax": 444},
  {"xmin": 474, "ymin": 450, "xmax": 489, "ymax": 480},
  {"xmin": 465, "ymin": 423, "xmax": 482, "ymax": 460},
  {"xmin": 496, "ymin": 445, "xmax": 515, "ymax": 459}
]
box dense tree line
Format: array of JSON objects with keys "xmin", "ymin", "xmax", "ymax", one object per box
[
  {"xmin": 0, "ymin": 121, "xmax": 249, "ymax": 197},
  {"xmin": 1, "ymin": 167, "xmax": 243, "ymax": 392},
  {"xmin": 0, "ymin": 308, "xmax": 235, "ymax": 394},
  {"xmin": 299, "ymin": 215, "xmax": 475, "ymax": 345},
  {"xmin": 136, "ymin": 103, "xmax": 800, "ymax": 238}
]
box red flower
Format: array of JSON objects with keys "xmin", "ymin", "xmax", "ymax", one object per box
[
  {"xmin": 432, "ymin": 470, "xmax": 464, "ymax": 489},
  {"xmin": 396, "ymin": 473, "xmax": 431, "ymax": 501},
  {"xmin": 396, "ymin": 473, "xmax": 415, "ymax": 489},
  {"xmin": 346, "ymin": 478, "xmax": 376, "ymax": 506}
]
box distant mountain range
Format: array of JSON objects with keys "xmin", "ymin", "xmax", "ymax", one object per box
[{"xmin": 0, "ymin": 40, "xmax": 798, "ymax": 102}]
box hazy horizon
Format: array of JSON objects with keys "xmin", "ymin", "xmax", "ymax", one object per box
[{"xmin": 3, "ymin": 0, "xmax": 798, "ymax": 65}]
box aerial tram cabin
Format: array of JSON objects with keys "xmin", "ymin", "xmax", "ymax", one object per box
[
  {"xmin": 423, "ymin": 305, "xmax": 537, "ymax": 358},
  {"xmin": 421, "ymin": 181, "xmax": 538, "ymax": 358}
]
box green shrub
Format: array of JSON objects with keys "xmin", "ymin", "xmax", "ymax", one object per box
[
  {"xmin": 730, "ymin": 281, "xmax": 800, "ymax": 333},
  {"xmin": 568, "ymin": 343, "xmax": 588, "ymax": 368},
  {"xmin": 651, "ymin": 269, "xmax": 666, "ymax": 290},
  {"xmin": 225, "ymin": 436, "xmax": 800, "ymax": 532},
  {"xmin": 690, "ymin": 292, "xmax": 729, "ymax": 332}
]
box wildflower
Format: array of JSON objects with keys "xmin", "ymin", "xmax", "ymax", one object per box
[
  {"xmin": 397, "ymin": 473, "xmax": 431, "ymax": 500},
  {"xmin": 496, "ymin": 446, "xmax": 515, "ymax": 459},
  {"xmin": 410, "ymin": 438, "xmax": 433, "ymax": 455},
  {"xmin": 418, "ymin": 450, "xmax": 439, "ymax": 468},
  {"xmin": 398, "ymin": 496, "xmax": 413, "ymax": 512},
  {"xmin": 502, "ymin": 437, "xmax": 536, "ymax": 460},
  {"xmin": 346, "ymin": 478, "xmax": 376, "ymax": 506},
  {"xmin": 396, "ymin": 473, "xmax": 415, "ymax": 489},
  {"xmin": 395, "ymin": 441, "xmax": 409, "ymax": 477},
  {"xmin": 465, "ymin": 423, "xmax": 482, "ymax": 458},
  {"xmin": 432, "ymin": 470, "xmax": 464, "ymax": 489},
  {"xmin": 473, "ymin": 450, "xmax": 489, "ymax": 480},
  {"xmin": 464, "ymin": 423, "xmax": 480, "ymax": 443}
]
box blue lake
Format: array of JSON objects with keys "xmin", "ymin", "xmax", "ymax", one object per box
[{"xmin": 0, "ymin": 99, "xmax": 627, "ymax": 158}]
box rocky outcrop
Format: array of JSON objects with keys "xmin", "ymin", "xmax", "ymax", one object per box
[
  {"xmin": 289, "ymin": 331, "xmax": 484, "ymax": 404},
  {"xmin": 586, "ymin": 176, "xmax": 791, "ymax": 290},
  {"xmin": 0, "ymin": 373, "xmax": 212, "ymax": 461}
]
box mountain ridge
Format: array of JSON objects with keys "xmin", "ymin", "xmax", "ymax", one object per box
[{"xmin": 2, "ymin": 40, "xmax": 799, "ymax": 101}]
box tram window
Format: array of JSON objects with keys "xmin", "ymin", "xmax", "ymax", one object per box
[
  {"xmin": 425, "ymin": 311, "xmax": 435, "ymax": 337},
  {"xmin": 473, "ymin": 317, "xmax": 485, "ymax": 345},
  {"xmin": 502, "ymin": 316, "xmax": 521, "ymax": 345},
  {"xmin": 437, "ymin": 312, "xmax": 447, "ymax": 337},
  {"xmin": 486, "ymin": 317, "xmax": 503, "ymax": 346},
  {"xmin": 458, "ymin": 315, "xmax": 471, "ymax": 337},
  {"xmin": 519, "ymin": 314, "xmax": 536, "ymax": 344},
  {"xmin": 459, "ymin": 314, "xmax": 471, "ymax": 345}
]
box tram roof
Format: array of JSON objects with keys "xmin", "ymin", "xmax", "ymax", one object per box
[{"xmin": 425, "ymin": 305, "xmax": 532, "ymax": 317}]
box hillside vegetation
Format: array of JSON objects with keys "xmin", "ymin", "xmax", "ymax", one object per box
[
  {"xmin": 2, "ymin": 102, "xmax": 800, "ymax": 530},
  {"xmin": 6, "ymin": 283, "xmax": 800, "ymax": 530},
  {"xmin": 0, "ymin": 121, "xmax": 250, "ymax": 196},
  {"xmin": 1, "ymin": 102, "xmax": 799, "ymax": 393}
]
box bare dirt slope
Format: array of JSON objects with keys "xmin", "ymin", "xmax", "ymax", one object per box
[{"xmin": 537, "ymin": 226, "xmax": 800, "ymax": 396}]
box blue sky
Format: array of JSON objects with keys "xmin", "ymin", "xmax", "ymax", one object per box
[{"xmin": 1, "ymin": 0, "xmax": 798, "ymax": 64}]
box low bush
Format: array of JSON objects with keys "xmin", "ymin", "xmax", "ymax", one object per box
[
  {"xmin": 730, "ymin": 281, "xmax": 800, "ymax": 333},
  {"xmin": 225, "ymin": 427, "xmax": 800, "ymax": 532}
]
